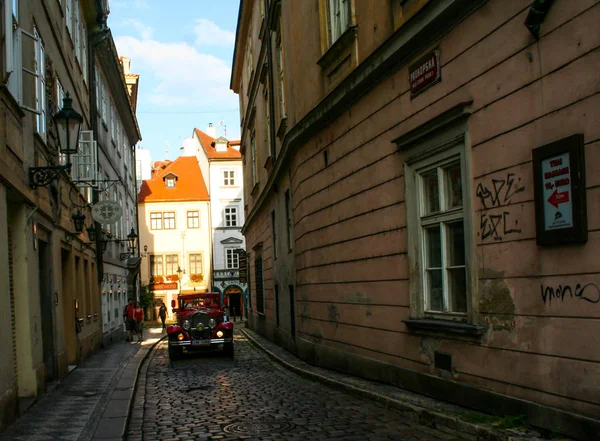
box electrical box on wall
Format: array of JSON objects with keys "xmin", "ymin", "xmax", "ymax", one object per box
[{"xmin": 532, "ymin": 134, "xmax": 587, "ymax": 246}]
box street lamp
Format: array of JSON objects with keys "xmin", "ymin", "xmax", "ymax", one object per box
[
  {"xmin": 177, "ymin": 266, "xmax": 183, "ymax": 295},
  {"xmin": 29, "ymin": 93, "xmax": 83, "ymax": 188}
]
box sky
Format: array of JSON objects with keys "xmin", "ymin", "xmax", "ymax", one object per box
[{"xmin": 108, "ymin": 0, "xmax": 241, "ymax": 162}]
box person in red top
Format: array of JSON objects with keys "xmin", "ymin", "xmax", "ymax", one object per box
[
  {"xmin": 133, "ymin": 301, "xmax": 144, "ymax": 342},
  {"xmin": 123, "ymin": 299, "xmax": 135, "ymax": 342}
]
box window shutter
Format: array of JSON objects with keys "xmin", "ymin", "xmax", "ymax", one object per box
[
  {"xmin": 72, "ymin": 130, "xmax": 98, "ymax": 183},
  {"xmin": 3, "ymin": 0, "xmax": 14, "ymax": 81}
]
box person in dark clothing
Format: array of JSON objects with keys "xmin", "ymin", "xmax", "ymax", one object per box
[
  {"xmin": 159, "ymin": 304, "xmax": 167, "ymax": 330},
  {"xmin": 123, "ymin": 298, "xmax": 135, "ymax": 342}
]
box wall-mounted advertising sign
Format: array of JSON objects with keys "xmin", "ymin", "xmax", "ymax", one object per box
[
  {"xmin": 409, "ymin": 49, "xmax": 441, "ymax": 98},
  {"xmin": 532, "ymin": 134, "xmax": 587, "ymax": 246},
  {"xmin": 152, "ymin": 282, "xmax": 178, "ymax": 291}
]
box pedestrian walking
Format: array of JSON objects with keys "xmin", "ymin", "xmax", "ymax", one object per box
[
  {"xmin": 123, "ymin": 298, "xmax": 135, "ymax": 342},
  {"xmin": 159, "ymin": 303, "xmax": 167, "ymax": 330},
  {"xmin": 134, "ymin": 301, "xmax": 144, "ymax": 342}
]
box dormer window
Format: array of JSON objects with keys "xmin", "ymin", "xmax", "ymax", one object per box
[
  {"xmin": 214, "ymin": 136, "xmax": 229, "ymax": 153},
  {"xmin": 163, "ymin": 173, "xmax": 178, "ymax": 188}
]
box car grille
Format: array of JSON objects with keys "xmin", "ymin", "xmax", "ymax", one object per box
[{"xmin": 191, "ymin": 314, "xmax": 212, "ymax": 340}]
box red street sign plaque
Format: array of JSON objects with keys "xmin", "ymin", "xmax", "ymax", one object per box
[{"xmin": 409, "ymin": 49, "xmax": 441, "ymax": 98}]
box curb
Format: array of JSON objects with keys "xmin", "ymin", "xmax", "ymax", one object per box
[
  {"xmin": 91, "ymin": 331, "xmax": 168, "ymax": 441},
  {"xmin": 240, "ymin": 328, "xmax": 562, "ymax": 441}
]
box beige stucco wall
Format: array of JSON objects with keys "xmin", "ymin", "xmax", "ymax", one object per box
[
  {"xmin": 139, "ymin": 200, "xmax": 212, "ymax": 319},
  {"xmin": 237, "ymin": 0, "xmax": 600, "ymax": 433}
]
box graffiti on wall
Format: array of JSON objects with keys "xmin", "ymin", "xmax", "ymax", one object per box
[
  {"xmin": 541, "ymin": 282, "xmax": 600, "ymax": 305},
  {"xmin": 477, "ymin": 173, "xmax": 524, "ymax": 241}
]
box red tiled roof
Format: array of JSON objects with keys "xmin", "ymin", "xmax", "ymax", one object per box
[
  {"xmin": 138, "ymin": 156, "xmax": 209, "ymax": 203},
  {"xmin": 194, "ymin": 128, "xmax": 242, "ymax": 160}
]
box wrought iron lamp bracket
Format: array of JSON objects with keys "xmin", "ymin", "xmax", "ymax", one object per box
[{"xmin": 29, "ymin": 164, "xmax": 72, "ymax": 189}]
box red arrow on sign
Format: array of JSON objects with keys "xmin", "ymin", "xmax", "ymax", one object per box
[{"xmin": 548, "ymin": 189, "xmax": 569, "ymax": 208}]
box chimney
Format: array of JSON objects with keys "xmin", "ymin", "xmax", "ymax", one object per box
[{"xmin": 206, "ymin": 123, "xmax": 217, "ymax": 139}]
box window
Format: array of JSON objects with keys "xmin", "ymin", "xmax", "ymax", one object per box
[
  {"xmin": 327, "ymin": 0, "xmax": 351, "ymax": 45},
  {"xmin": 65, "ymin": 0, "xmax": 72, "ymax": 36},
  {"xmin": 165, "ymin": 254, "xmax": 179, "ymax": 276},
  {"xmin": 164, "ymin": 212, "xmax": 175, "ymax": 230},
  {"xmin": 189, "ymin": 253, "xmax": 203, "ymax": 275},
  {"xmin": 187, "ymin": 211, "xmax": 199, "ymax": 228},
  {"xmin": 276, "ymin": 21, "xmax": 286, "ymax": 121},
  {"xmin": 263, "ymin": 81, "xmax": 272, "ymax": 160},
  {"xmin": 81, "ymin": 21, "xmax": 87, "ymax": 83},
  {"xmin": 255, "ymin": 255, "xmax": 264, "ymax": 314},
  {"xmin": 417, "ymin": 161, "xmax": 466, "ymax": 313},
  {"xmin": 285, "ymin": 190, "xmax": 293, "ymax": 251},
  {"xmin": 150, "ymin": 212, "xmax": 163, "ymax": 230},
  {"xmin": 165, "ymin": 177, "xmax": 176, "ymax": 188},
  {"xmin": 34, "ymin": 27, "xmax": 46, "ymax": 139},
  {"xmin": 223, "ymin": 170, "xmax": 235, "ymax": 186},
  {"xmin": 72, "ymin": 130, "xmax": 97, "ymax": 184},
  {"xmin": 271, "ymin": 210, "xmax": 277, "ymax": 260},
  {"xmin": 250, "ymin": 131, "xmax": 258, "ymax": 186},
  {"xmin": 226, "ymin": 249, "xmax": 239, "ymax": 269},
  {"xmin": 401, "ymin": 109, "xmax": 475, "ymax": 325},
  {"xmin": 224, "ymin": 207, "xmax": 238, "ymax": 227},
  {"xmin": 74, "ymin": 0, "xmax": 80, "ymax": 61},
  {"xmin": 150, "ymin": 255, "xmax": 163, "ymax": 276}
]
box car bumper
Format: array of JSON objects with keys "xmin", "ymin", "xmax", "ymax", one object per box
[{"xmin": 169, "ymin": 337, "xmax": 233, "ymax": 347}]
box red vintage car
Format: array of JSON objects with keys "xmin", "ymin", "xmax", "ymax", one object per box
[{"xmin": 167, "ymin": 292, "xmax": 234, "ymax": 359}]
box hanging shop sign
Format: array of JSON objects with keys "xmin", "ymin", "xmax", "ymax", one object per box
[
  {"xmin": 236, "ymin": 249, "xmax": 248, "ymax": 284},
  {"xmin": 409, "ymin": 49, "xmax": 441, "ymax": 98},
  {"xmin": 92, "ymin": 200, "xmax": 123, "ymax": 224},
  {"xmin": 532, "ymin": 134, "xmax": 587, "ymax": 246}
]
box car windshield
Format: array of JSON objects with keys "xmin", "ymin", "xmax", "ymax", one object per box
[{"xmin": 181, "ymin": 297, "xmax": 219, "ymax": 309}]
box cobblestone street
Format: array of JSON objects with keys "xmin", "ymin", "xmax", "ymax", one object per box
[{"xmin": 126, "ymin": 331, "xmax": 461, "ymax": 441}]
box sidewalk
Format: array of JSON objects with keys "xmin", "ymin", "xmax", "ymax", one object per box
[
  {"xmin": 239, "ymin": 328, "xmax": 573, "ymax": 441},
  {"xmin": 0, "ymin": 327, "xmax": 165, "ymax": 441}
]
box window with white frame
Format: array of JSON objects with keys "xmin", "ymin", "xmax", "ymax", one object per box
[
  {"xmin": 403, "ymin": 117, "xmax": 474, "ymax": 323},
  {"xmin": 276, "ymin": 19, "xmax": 286, "ymax": 121},
  {"xmin": 81, "ymin": 20, "xmax": 87, "ymax": 83},
  {"xmin": 417, "ymin": 161, "xmax": 466, "ymax": 313},
  {"xmin": 164, "ymin": 212, "xmax": 175, "ymax": 229},
  {"xmin": 223, "ymin": 170, "xmax": 235, "ymax": 186},
  {"xmin": 165, "ymin": 177, "xmax": 176, "ymax": 188},
  {"xmin": 189, "ymin": 253, "xmax": 202, "ymax": 274},
  {"xmin": 264, "ymin": 82, "xmax": 271, "ymax": 157},
  {"xmin": 224, "ymin": 206, "xmax": 238, "ymax": 227},
  {"xmin": 34, "ymin": 26, "xmax": 46, "ymax": 139},
  {"xmin": 150, "ymin": 212, "xmax": 163, "ymax": 230},
  {"xmin": 165, "ymin": 254, "xmax": 178, "ymax": 276},
  {"xmin": 327, "ymin": 0, "xmax": 351, "ymax": 45},
  {"xmin": 225, "ymin": 249, "xmax": 239, "ymax": 269},
  {"xmin": 187, "ymin": 211, "xmax": 199, "ymax": 229}
]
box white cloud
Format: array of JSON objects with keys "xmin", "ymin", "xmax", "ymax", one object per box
[
  {"xmin": 193, "ymin": 19, "xmax": 235, "ymax": 47},
  {"xmin": 120, "ymin": 19, "xmax": 154, "ymax": 40},
  {"xmin": 114, "ymin": 36, "xmax": 236, "ymax": 108}
]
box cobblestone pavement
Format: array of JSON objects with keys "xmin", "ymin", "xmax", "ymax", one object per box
[
  {"xmin": 126, "ymin": 331, "xmax": 462, "ymax": 441},
  {"xmin": 0, "ymin": 339, "xmax": 143, "ymax": 441}
]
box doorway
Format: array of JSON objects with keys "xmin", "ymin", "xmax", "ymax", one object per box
[
  {"xmin": 225, "ymin": 287, "xmax": 242, "ymax": 321},
  {"xmin": 38, "ymin": 240, "xmax": 56, "ymax": 381},
  {"xmin": 61, "ymin": 249, "xmax": 77, "ymax": 368}
]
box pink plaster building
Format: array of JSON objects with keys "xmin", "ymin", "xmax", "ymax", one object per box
[{"xmin": 231, "ymin": 1, "xmax": 600, "ymax": 438}]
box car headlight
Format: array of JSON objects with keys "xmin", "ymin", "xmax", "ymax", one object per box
[
  {"xmin": 216, "ymin": 330, "xmax": 224, "ymax": 338},
  {"xmin": 183, "ymin": 320, "xmax": 191, "ymax": 330},
  {"xmin": 208, "ymin": 318, "xmax": 216, "ymax": 328}
]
